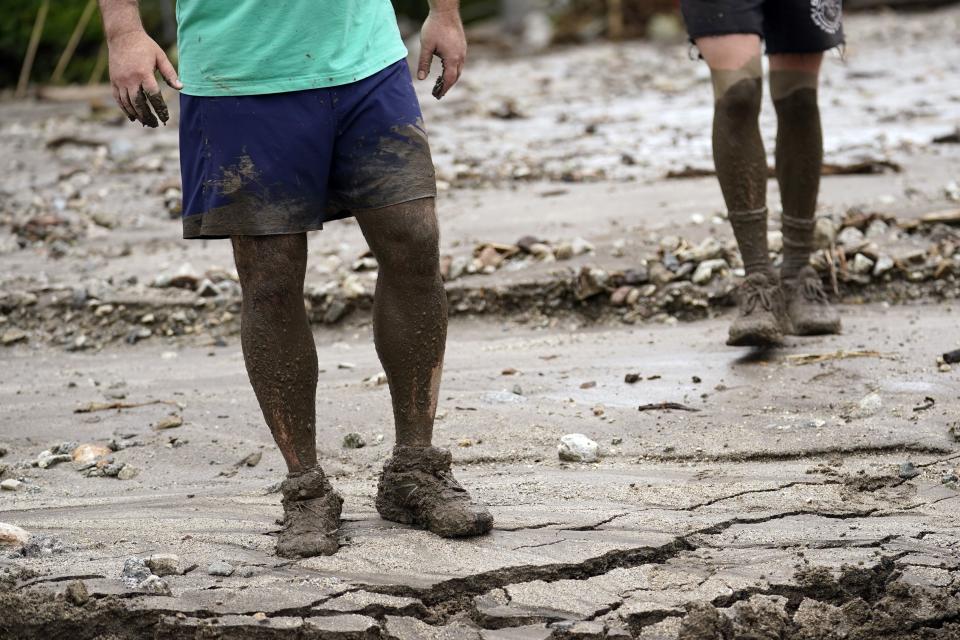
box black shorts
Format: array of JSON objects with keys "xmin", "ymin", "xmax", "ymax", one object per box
[{"xmin": 680, "ymin": 0, "xmax": 844, "ymax": 55}]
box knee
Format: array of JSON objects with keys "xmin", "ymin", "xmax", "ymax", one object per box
[
  {"xmin": 373, "ymin": 219, "xmax": 441, "ymax": 279},
  {"xmin": 714, "ymin": 77, "xmax": 762, "ymax": 125},
  {"xmin": 232, "ymin": 238, "xmax": 305, "ymax": 308}
]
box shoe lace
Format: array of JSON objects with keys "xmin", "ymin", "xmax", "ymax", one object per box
[
  {"xmin": 797, "ymin": 275, "xmax": 829, "ymax": 304},
  {"xmin": 741, "ymin": 280, "xmax": 776, "ymax": 314},
  {"xmin": 398, "ymin": 470, "xmax": 467, "ymax": 512}
]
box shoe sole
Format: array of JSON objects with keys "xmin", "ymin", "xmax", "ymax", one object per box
[{"xmin": 726, "ymin": 330, "xmax": 784, "ymax": 347}]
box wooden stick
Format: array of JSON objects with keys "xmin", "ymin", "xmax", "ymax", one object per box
[
  {"xmin": 16, "ymin": 0, "xmax": 50, "ymax": 98},
  {"xmin": 52, "ymin": 0, "xmax": 98, "ymax": 84},
  {"xmin": 88, "ymin": 40, "xmax": 108, "ymax": 85},
  {"xmin": 607, "ymin": 0, "xmax": 624, "ymax": 40}
]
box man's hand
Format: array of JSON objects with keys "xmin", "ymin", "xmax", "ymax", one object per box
[
  {"xmin": 417, "ymin": 7, "xmax": 466, "ymax": 100},
  {"xmin": 107, "ymin": 30, "xmax": 182, "ymax": 127}
]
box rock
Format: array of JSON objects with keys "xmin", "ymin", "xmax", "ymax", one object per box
[
  {"xmin": 208, "ymin": 560, "xmax": 235, "ymax": 577},
  {"xmin": 692, "ymin": 259, "xmax": 728, "ymax": 285},
  {"xmin": 342, "ymin": 432, "xmax": 366, "ymax": 449},
  {"xmin": 197, "ymin": 279, "xmax": 219, "ymax": 297},
  {"xmin": 574, "ymin": 266, "xmax": 608, "ymax": 300},
  {"xmin": 528, "ymin": 243, "xmax": 554, "ymax": 260},
  {"xmin": 516, "ymin": 235, "xmax": 542, "ymax": 253},
  {"xmin": 624, "ymin": 373, "xmax": 641, "ymax": 384},
  {"xmin": 121, "ymin": 557, "xmax": 152, "ymax": 585},
  {"xmin": 837, "ymin": 226, "xmax": 865, "ymax": 246},
  {"xmin": 240, "ymin": 451, "xmax": 262, "ymax": 467},
  {"xmin": 145, "ymin": 553, "xmax": 182, "ymax": 577},
  {"xmin": 873, "ymin": 255, "xmax": 894, "ymax": 276},
  {"xmin": 363, "ymin": 371, "xmax": 388, "ymax": 387},
  {"xmin": 36, "ymin": 450, "xmax": 73, "ymax": 469},
  {"xmin": 477, "ymin": 245, "xmax": 504, "ymax": 269},
  {"xmin": 570, "ymin": 237, "xmax": 594, "ymax": 256},
  {"xmin": 851, "ymin": 253, "xmax": 875, "ymax": 274},
  {"xmin": 0, "ymin": 523, "xmax": 30, "ymax": 547},
  {"xmin": 72, "ymin": 443, "xmax": 112, "ymax": 464},
  {"xmin": 623, "ymin": 266, "xmax": 649, "ymax": 285},
  {"xmin": 899, "ymin": 462, "xmax": 920, "ymax": 480},
  {"xmin": 154, "ymin": 414, "xmax": 183, "ymax": 430},
  {"xmin": 137, "ymin": 575, "xmax": 172, "ymax": 596},
  {"xmin": 610, "ymin": 286, "xmax": 633, "ymax": 306},
  {"xmin": 65, "ymin": 580, "xmax": 89, "ymax": 606},
  {"xmin": 117, "ymin": 464, "xmax": 139, "ymax": 480},
  {"xmin": 448, "ymin": 256, "xmax": 469, "ymax": 280},
  {"xmin": 20, "ymin": 535, "xmax": 65, "ymax": 557},
  {"xmin": 852, "ymin": 392, "xmax": 882, "ymax": 418},
  {"xmin": 1, "ymin": 329, "xmax": 27, "ymax": 346},
  {"xmin": 558, "ymin": 434, "xmax": 600, "ymax": 463},
  {"xmin": 0, "ymin": 479, "xmax": 21, "ymax": 491},
  {"xmin": 865, "ymin": 219, "xmax": 889, "ymax": 240}
]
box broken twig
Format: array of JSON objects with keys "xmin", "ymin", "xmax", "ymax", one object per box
[
  {"xmin": 74, "ymin": 399, "xmax": 180, "ymax": 414},
  {"xmin": 638, "ymin": 402, "xmax": 700, "ymax": 412}
]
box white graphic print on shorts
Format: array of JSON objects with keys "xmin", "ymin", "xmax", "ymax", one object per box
[{"xmin": 810, "ymin": 0, "xmax": 842, "ymax": 34}]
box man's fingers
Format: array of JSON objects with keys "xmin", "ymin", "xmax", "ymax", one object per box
[
  {"xmin": 156, "ymin": 52, "xmax": 183, "ymax": 90},
  {"xmin": 417, "ymin": 43, "xmax": 433, "ymax": 81},
  {"xmin": 132, "ymin": 86, "xmax": 159, "ymax": 128},
  {"xmin": 113, "ymin": 85, "xmax": 136, "ymax": 121},
  {"xmin": 141, "ymin": 76, "xmax": 170, "ymax": 125},
  {"xmin": 439, "ymin": 57, "xmax": 461, "ymax": 98},
  {"xmin": 118, "ymin": 86, "xmax": 138, "ymax": 122},
  {"xmin": 146, "ymin": 89, "xmax": 170, "ymax": 125}
]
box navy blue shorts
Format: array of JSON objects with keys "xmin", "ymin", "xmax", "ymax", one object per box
[
  {"xmin": 178, "ymin": 60, "xmax": 436, "ymax": 239},
  {"xmin": 681, "ymin": 0, "xmax": 844, "ymax": 55}
]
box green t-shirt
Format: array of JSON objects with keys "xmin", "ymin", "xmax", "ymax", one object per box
[{"xmin": 176, "ymin": 1, "xmax": 408, "ymax": 97}]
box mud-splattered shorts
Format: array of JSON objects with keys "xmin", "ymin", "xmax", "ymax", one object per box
[
  {"xmin": 681, "ymin": 0, "xmax": 844, "ymax": 55},
  {"xmin": 178, "ymin": 60, "xmax": 436, "ymax": 239}
]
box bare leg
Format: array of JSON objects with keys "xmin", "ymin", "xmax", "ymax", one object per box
[
  {"xmin": 357, "ymin": 197, "xmax": 492, "ymax": 538},
  {"xmin": 232, "ymin": 233, "xmax": 317, "ymax": 472},
  {"xmin": 355, "ymin": 198, "xmax": 446, "ymax": 447}
]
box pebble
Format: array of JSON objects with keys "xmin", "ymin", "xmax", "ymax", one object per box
[
  {"xmin": 851, "ymin": 253, "xmax": 875, "ymax": 274},
  {"xmin": 837, "ymin": 226, "xmax": 865, "ymax": 246},
  {"xmin": 65, "ymin": 580, "xmax": 90, "ymax": 606},
  {"xmin": 0, "ymin": 522, "xmax": 29, "ymax": 547},
  {"xmin": 137, "ymin": 575, "xmax": 172, "ymax": 596},
  {"xmin": 558, "ymin": 434, "xmax": 600, "ymax": 463},
  {"xmin": 342, "ymin": 433, "xmax": 366, "ymax": 449},
  {"xmin": 691, "ymin": 259, "xmax": 728, "ymax": 285},
  {"xmin": 1, "ymin": 329, "xmax": 27, "ymax": 346},
  {"xmin": 853, "ymin": 392, "xmax": 883, "ymax": 418},
  {"xmin": 899, "ymin": 462, "xmax": 920, "ymax": 480},
  {"xmin": 208, "ymin": 560, "xmax": 235, "ymax": 577},
  {"xmin": 146, "ymin": 553, "xmax": 181, "ymax": 577},
  {"xmin": 872, "ymin": 255, "xmax": 894, "ymax": 276},
  {"xmin": 117, "ymin": 464, "xmax": 139, "ymax": 480},
  {"xmin": 36, "ymin": 451, "xmax": 73, "ymax": 469},
  {"xmin": 121, "ymin": 557, "xmax": 152, "ymax": 585},
  {"xmin": 625, "ymin": 373, "xmax": 641, "ymax": 384},
  {"xmin": 20, "ymin": 534, "xmax": 65, "ymax": 557},
  {"xmin": 1, "ymin": 479, "xmax": 21, "ymax": 491},
  {"xmin": 241, "ymin": 451, "xmax": 262, "ymax": 467},
  {"xmin": 72, "ymin": 443, "xmax": 112, "ymax": 464}
]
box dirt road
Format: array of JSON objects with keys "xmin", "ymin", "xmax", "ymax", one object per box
[{"xmin": 1, "ymin": 6, "xmax": 960, "ymax": 639}]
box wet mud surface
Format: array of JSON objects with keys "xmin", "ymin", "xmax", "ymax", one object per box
[{"xmin": 1, "ymin": 7, "xmax": 960, "ymax": 639}]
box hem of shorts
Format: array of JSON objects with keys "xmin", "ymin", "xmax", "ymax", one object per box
[
  {"xmin": 764, "ymin": 39, "xmax": 846, "ymax": 55},
  {"xmin": 181, "ymin": 192, "xmax": 436, "ymax": 240},
  {"xmin": 182, "ymin": 222, "xmax": 325, "ymax": 241},
  {"xmin": 332, "ymin": 191, "xmax": 438, "ymax": 216},
  {"xmin": 687, "ymin": 28, "xmax": 764, "ymax": 44},
  {"xmin": 179, "ymin": 51, "xmax": 409, "ymax": 97}
]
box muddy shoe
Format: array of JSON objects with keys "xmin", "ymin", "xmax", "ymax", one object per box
[
  {"xmin": 726, "ymin": 272, "xmax": 789, "ymax": 347},
  {"xmin": 276, "ymin": 466, "xmax": 343, "ymax": 558},
  {"xmin": 376, "ymin": 446, "xmax": 493, "ymax": 538},
  {"xmin": 783, "ymin": 266, "xmax": 841, "ymax": 335}
]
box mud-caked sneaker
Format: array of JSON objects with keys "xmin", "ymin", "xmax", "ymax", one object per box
[
  {"xmin": 782, "ymin": 266, "xmax": 841, "ymax": 336},
  {"xmin": 276, "ymin": 466, "xmax": 343, "ymax": 558},
  {"xmin": 376, "ymin": 446, "xmax": 493, "ymax": 538},
  {"xmin": 726, "ymin": 272, "xmax": 790, "ymax": 347}
]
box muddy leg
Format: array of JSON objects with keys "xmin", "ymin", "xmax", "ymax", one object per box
[
  {"xmin": 696, "ymin": 35, "xmax": 786, "ymax": 346},
  {"xmin": 356, "ymin": 198, "xmax": 492, "ymax": 537},
  {"xmin": 232, "ymin": 233, "xmax": 317, "ymax": 472},
  {"xmin": 354, "ymin": 198, "xmax": 446, "ymax": 447},
  {"xmin": 770, "ymin": 53, "xmax": 840, "ymax": 335}
]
